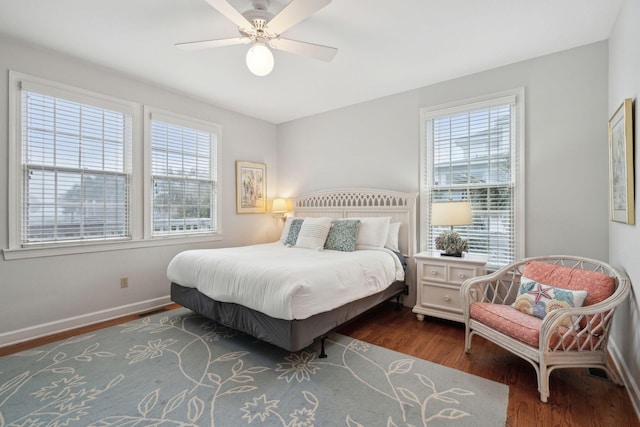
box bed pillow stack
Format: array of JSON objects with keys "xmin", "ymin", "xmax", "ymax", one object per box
[
  {"xmin": 385, "ymin": 222, "xmax": 401, "ymax": 252},
  {"xmin": 351, "ymin": 217, "xmax": 391, "ymax": 250},
  {"xmin": 280, "ymin": 216, "xmax": 399, "ymax": 253}
]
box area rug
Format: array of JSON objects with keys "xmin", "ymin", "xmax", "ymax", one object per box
[{"xmin": 0, "ymin": 308, "xmax": 508, "ymax": 426}]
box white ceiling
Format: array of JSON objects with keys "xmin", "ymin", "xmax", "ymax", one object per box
[{"xmin": 0, "ymin": 0, "xmax": 624, "ymax": 124}]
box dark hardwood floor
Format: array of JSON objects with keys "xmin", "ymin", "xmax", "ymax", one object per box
[
  {"xmin": 1, "ymin": 302, "xmax": 638, "ymax": 426},
  {"xmin": 338, "ymin": 302, "xmax": 639, "ymax": 427}
]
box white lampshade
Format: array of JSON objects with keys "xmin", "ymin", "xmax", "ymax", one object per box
[
  {"xmin": 246, "ymin": 43, "xmax": 274, "ymax": 76},
  {"xmin": 272, "ymin": 198, "xmax": 288, "ymax": 213},
  {"xmin": 431, "ymin": 201, "xmax": 472, "ymax": 227}
]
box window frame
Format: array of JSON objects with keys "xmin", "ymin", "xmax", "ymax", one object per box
[
  {"xmin": 5, "ymin": 71, "xmax": 222, "ymax": 260},
  {"xmin": 143, "ymin": 106, "xmax": 221, "ymax": 239},
  {"xmin": 419, "ymin": 88, "xmax": 525, "ymax": 269}
]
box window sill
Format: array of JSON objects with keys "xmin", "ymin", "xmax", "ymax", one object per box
[{"xmin": 2, "ymin": 233, "xmax": 224, "ymax": 260}]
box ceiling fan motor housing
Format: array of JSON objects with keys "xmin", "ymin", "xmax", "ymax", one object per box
[{"xmin": 241, "ymin": 1, "xmax": 275, "ymax": 40}]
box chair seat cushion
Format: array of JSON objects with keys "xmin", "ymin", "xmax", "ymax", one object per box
[
  {"xmin": 471, "ymin": 302, "xmax": 542, "ymax": 347},
  {"xmin": 470, "ymin": 302, "xmax": 602, "ymax": 350}
]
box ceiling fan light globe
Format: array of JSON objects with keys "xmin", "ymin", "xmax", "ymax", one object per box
[{"xmin": 246, "ymin": 43, "xmax": 274, "ymax": 76}]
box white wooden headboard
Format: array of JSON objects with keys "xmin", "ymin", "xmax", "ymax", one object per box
[{"xmin": 292, "ymin": 188, "xmax": 417, "ymax": 258}]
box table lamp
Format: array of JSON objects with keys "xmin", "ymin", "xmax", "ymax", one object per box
[{"xmin": 431, "ymin": 200, "xmax": 472, "ymax": 256}]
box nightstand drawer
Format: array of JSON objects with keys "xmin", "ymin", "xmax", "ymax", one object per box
[
  {"xmin": 413, "ymin": 251, "xmax": 487, "ymax": 323},
  {"xmin": 420, "ymin": 263, "xmax": 446, "ymax": 283},
  {"xmin": 449, "ymin": 266, "xmax": 476, "ymax": 285},
  {"xmin": 421, "ymin": 284, "xmax": 462, "ymax": 313}
]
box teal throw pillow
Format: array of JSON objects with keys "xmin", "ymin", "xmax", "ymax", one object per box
[
  {"xmin": 285, "ymin": 218, "xmax": 304, "ymax": 246},
  {"xmin": 324, "ymin": 219, "xmax": 361, "ymax": 252}
]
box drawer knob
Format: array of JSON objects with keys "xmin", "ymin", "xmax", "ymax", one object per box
[
  {"xmin": 431, "ymin": 270, "xmax": 438, "ymax": 275},
  {"xmin": 444, "ymin": 295, "xmax": 450, "ymax": 301},
  {"xmin": 458, "ymin": 273, "xmax": 466, "ymax": 279}
]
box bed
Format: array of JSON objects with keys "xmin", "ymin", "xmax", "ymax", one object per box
[{"xmin": 169, "ymin": 188, "xmax": 417, "ymax": 355}]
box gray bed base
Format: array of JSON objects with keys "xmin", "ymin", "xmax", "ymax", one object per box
[{"xmin": 171, "ymin": 281, "xmax": 406, "ymax": 355}]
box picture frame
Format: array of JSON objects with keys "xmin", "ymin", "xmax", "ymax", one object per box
[
  {"xmin": 608, "ymin": 98, "xmax": 635, "ymax": 224},
  {"xmin": 236, "ymin": 161, "xmax": 266, "ymax": 214}
]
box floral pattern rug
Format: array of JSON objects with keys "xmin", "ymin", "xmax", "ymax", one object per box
[{"xmin": 0, "ymin": 308, "xmax": 508, "ymax": 426}]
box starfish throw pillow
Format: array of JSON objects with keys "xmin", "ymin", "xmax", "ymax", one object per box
[{"xmin": 512, "ymin": 276, "xmax": 588, "ymax": 326}]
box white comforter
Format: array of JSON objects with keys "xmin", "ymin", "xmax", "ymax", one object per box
[{"xmin": 167, "ymin": 242, "xmax": 404, "ymax": 320}]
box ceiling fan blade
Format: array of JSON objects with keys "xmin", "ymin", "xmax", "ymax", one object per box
[
  {"xmin": 204, "ymin": 0, "xmax": 253, "ymax": 31},
  {"xmin": 266, "ymin": 0, "xmax": 331, "ymax": 35},
  {"xmin": 270, "ymin": 37, "xmax": 337, "ymax": 62},
  {"xmin": 175, "ymin": 37, "xmax": 251, "ymax": 51}
]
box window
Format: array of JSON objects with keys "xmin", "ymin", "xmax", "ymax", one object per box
[
  {"xmin": 145, "ymin": 108, "xmax": 219, "ymax": 237},
  {"xmin": 420, "ymin": 90, "xmax": 524, "ymax": 268},
  {"xmin": 6, "ymin": 72, "xmax": 223, "ymax": 259},
  {"xmin": 12, "ymin": 75, "xmax": 134, "ymax": 246}
]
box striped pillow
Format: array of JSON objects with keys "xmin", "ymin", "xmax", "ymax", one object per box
[{"xmin": 295, "ymin": 217, "xmax": 333, "ymax": 250}]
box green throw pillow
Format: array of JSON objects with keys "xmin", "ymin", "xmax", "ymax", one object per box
[
  {"xmin": 324, "ymin": 219, "xmax": 361, "ymax": 252},
  {"xmin": 285, "ymin": 218, "xmax": 304, "ymax": 246}
]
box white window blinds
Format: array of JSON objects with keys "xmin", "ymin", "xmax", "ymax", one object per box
[
  {"xmin": 422, "ymin": 94, "xmax": 522, "ymax": 268},
  {"xmin": 149, "ymin": 113, "xmax": 218, "ymax": 235},
  {"xmin": 21, "ymin": 85, "xmax": 133, "ymax": 244}
]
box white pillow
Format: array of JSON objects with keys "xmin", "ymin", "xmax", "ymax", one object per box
[
  {"xmin": 385, "ymin": 222, "xmax": 401, "ymax": 253},
  {"xmin": 350, "ymin": 217, "xmax": 391, "ymax": 248},
  {"xmin": 279, "ymin": 216, "xmax": 295, "ymax": 244},
  {"xmin": 295, "ymin": 217, "xmax": 333, "ymax": 250}
]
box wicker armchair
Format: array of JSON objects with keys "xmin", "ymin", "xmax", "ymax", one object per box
[{"xmin": 460, "ymin": 255, "xmax": 630, "ymax": 402}]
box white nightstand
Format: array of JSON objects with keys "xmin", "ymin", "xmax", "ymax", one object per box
[{"xmin": 412, "ymin": 251, "xmax": 488, "ymax": 323}]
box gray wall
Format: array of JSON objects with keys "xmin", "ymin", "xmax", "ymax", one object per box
[
  {"xmin": 608, "ymin": 0, "xmax": 640, "ymax": 415},
  {"xmin": 279, "ymin": 34, "xmax": 639, "ymax": 414},
  {"xmin": 0, "ymin": 35, "xmax": 280, "ymax": 343},
  {"xmin": 278, "ymin": 41, "xmax": 610, "ymax": 262}
]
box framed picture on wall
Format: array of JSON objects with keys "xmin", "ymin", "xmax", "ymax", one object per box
[
  {"xmin": 236, "ymin": 161, "xmax": 266, "ymax": 214},
  {"xmin": 608, "ymin": 98, "xmax": 635, "ymax": 225}
]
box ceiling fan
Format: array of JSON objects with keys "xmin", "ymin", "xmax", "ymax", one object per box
[{"xmin": 176, "ymin": 0, "xmax": 338, "ymax": 76}]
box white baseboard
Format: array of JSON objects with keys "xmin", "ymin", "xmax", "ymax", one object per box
[
  {"xmin": 609, "ymin": 338, "xmax": 640, "ymax": 422},
  {"xmin": 0, "ymin": 296, "xmax": 172, "ymax": 348}
]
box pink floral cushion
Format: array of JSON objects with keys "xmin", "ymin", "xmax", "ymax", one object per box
[
  {"xmin": 471, "ymin": 302, "xmax": 541, "ymax": 347},
  {"xmin": 522, "ymin": 261, "xmax": 615, "ymax": 306},
  {"xmin": 522, "ymin": 261, "xmax": 616, "ymax": 330},
  {"xmin": 470, "ymin": 302, "xmax": 602, "ymax": 350}
]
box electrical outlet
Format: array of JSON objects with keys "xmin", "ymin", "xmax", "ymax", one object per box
[{"xmin": 120, "ymin": 277, "xmax": 129, "ymax": 288}]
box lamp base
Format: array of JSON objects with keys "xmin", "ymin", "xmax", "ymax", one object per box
[{"xmin": 440, "ymin": 252, "xmax": 463, "ymax": 257}]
